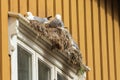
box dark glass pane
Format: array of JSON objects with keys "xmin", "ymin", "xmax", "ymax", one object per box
[
  {"xmin": 57, "ymin": 73, "xmax": 68, "ymax": 80},
  {"xmin": 18, "ymin": 47, "xmax": 32, "ymax": 80},
  {"xmin": 38, "ymin": 60, "xmax": 51, "ymax": 80}
]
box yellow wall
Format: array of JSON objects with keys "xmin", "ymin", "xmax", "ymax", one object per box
[
  {"xmin": 0, "ymin": 0, "xmax": 10, "ymax": 80},
  {"xmin": 0, "ymin": 0, "xmax": 120, "ymax": 80}
]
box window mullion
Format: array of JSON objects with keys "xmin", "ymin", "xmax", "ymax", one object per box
[
  {"xmin": 54, "ymin": 66, "xmax": 57, "ymax": 80},
  {"xmin": 32, "ymin": 51, "xmax": 37, "ymax": 80}
]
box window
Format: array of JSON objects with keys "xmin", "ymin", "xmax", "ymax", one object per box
[
  {"xmin": 36, "ymin": 52, "xmax": 54, "ymax": 80},
  {"xmin": 57, "ymin": 73, "xmax": 68, "ymax": 80},
  {"xmin": 12, "ymin": 40, "xmax": 72, "ymax": 80},
  {"xmin": 55, "ymin": 67, "xmax": 72, "ymax": 80},
  {"xmin": 38, "ymin": 60, "xmax": 51, "ymax": 80},
  {"xmin": 18, "ymin": 47, "xmax": 32, "ymax": 80}
]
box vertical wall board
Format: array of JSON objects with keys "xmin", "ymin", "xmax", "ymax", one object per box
[
  {"xmin": 70, "ymin": 0, "xmax": 78, "ymax": 43},
  {"xmin": 92, "ymin": 0, "xmax": 101, "ymax": 80},
  {"xmin": 18, "ymin": 0, "xmax": 28, "ymax": 14},
  {"xmin": 9, "ymin": 0, "xmax": 18, "ymax": 12},
  {"xmin": 0, "ymin": 0, "xmax": 10, "ymax": 80},
  {"xmin": 78, "ymin": 0, "xmax": 86, "ymax": 64},
  {"xmin": 28, "ymin": 0, "xmax": 37, "ymax": 16},
  {"xmin": 38, "ymin": 0, "xmax": 46, "ymax": 17},
  {"xmin": 46, "ymin": 0, "xmax": 54, "ymax": 17},
  {"xmin": 99, "ymin": 0, "xmax": 109, "ymax": 80},
  {"xmin": 0, "ymin": 0, "xmax": 2, "ymax": 79},
  {"xmin": 55, "ymin": 0, "xmax": 62, "ymax": 17},
  {"xmin": 63, "ymin": 0, "xmax": 70, "ymax": 31},
  {"xmin": 113, "ymin": 0, "xmax": 120, "ymax": 80},
  {"xmin": 85, "ymin": 0, "xmax": 94, "ymax": 80},
  {"xmin": 106, "ymin": 0, "xmax": 116, "ymax": 80}
]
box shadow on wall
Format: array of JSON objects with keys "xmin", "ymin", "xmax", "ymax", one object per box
[{"xmin": 94, "ymin": 0, "xmax": 119, "ymax": 26}]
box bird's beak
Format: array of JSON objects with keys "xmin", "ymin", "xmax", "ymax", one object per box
[{"xmin": 24, "ymin": 13, "xmax": 28, "ymax": 17}]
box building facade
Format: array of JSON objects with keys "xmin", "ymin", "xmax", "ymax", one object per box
[{"xmin": 0, "ymin": 0, "xmax": 120, "ymax": 80}]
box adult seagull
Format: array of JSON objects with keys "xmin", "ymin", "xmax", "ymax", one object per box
[
  {"xmin": 49, "ymin": 14, "xmax": 64, "ymax": 27},
  {"xmin": 25, "ymin": 12, "xmax": 52, "ymax": 23}
]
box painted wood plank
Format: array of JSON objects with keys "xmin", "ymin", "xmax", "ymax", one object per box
[
  {"xmin": 113, "ymin": 0, "xmax": 120, "ymax": 80},
  {"xmin": 0, "ymin": 1, "xmax": 1, "ymax": 80},
  {"xmin": 78, "ymin": 0, "xmax": 86, "ymax": 64},
  {"xmin": 46, "ymin": 0, "xmax": 54, "ymax": 17},
  {"xmin": 85, "ymin": 0, "xmax": 94, "ymax": 80},
  {"xmin": 19, "ymin": 0, "xmax": 27, "ymax": 14},
  {"xmin": 38, "ymin": 0, "xmax": 46, "ymax": 17},
  {"xmin": 9, "ymin": 0, "xmax": 18, "ymax": 12},
  {"xmin": 99, "ymin": 0, "xmax": 109, "ymax": 80},
  {"xmin": 70, "ymin": 0, "xmax": 78, "ymax": 43},
  {"xmin": 63, "ymin": 0, "xmax": 70, "ymax": 31},
  {"xmin": 0, "ymin": 0, "xmax": 10, "ymax": 80},
  {"xmin": 55, "ymin": 0, "xmax": 62, "ymax": 16},
  {"xmin": 92, "ymin": 0, "xmax": 101, "ymax": 80},
  {"xmin": 28, "ymin": 0, "xmax": 37, "ymax": 16},
  {"xmin": 106, "ymin": 0, "xmax": 116, "ymax": 80}
]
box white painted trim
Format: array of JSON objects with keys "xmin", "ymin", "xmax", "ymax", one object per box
[{"xmin": 11, "ymin": 37, "xmax": 18, "ymax": 80}]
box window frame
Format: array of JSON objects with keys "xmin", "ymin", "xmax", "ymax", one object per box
[{"xmin": 12, "ymin": 39, "xmax": 72, "ymax": 80}]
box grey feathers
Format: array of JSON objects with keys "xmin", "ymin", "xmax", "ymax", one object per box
[
  {"xmin": 49, "ymin": 18, "xmax": 64, "ymax": 27},
  {"xmin": 33, "ymin": 16, "xmax": 48, "ymax": 23}
]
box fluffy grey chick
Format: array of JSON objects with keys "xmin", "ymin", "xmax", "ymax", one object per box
[
  {"xmin": 25, "ymin": 12, "xmax": 52, "ymax": 23},
  {"xmin": 49, "ymin": 14, "xmax": 64, "ymax": 27}
]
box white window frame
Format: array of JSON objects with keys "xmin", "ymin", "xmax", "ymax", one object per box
[
  {"xmin": 11, "ymin": 39, "xmax": 73, "ymax": 80},
  {"xmin": 11, "ymin": 39, "xmax": 37, "ymax": 80}
]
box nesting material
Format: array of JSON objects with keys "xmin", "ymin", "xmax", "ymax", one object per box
[{"xmin": 26, "ymin": 13, "xmax": 90, "ymax": 76}]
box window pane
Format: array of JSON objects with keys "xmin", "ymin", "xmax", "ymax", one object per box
[
  {"xmin": 38, "ymin": 60, "xmax": 51, "ymax": 80},
  {"xmin": 57, "ymin": 73, "xmax": 68, "ymax": 80},
  {"xmin": 18, "ymin": 47, "xmax": 32, "ymax": 80}
]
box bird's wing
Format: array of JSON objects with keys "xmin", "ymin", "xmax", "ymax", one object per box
[{"xmin": 34, "ymin": 16, "xmax": 48, "ymax": 23}]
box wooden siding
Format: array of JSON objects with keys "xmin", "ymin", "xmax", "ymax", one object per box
[
  {"xmin": 0, "ymin": 0, "xmax": 10, "ymax": 80},
  {"xmin": 0, "ymin": 0, "xmax": 120, "ymax": 80}
]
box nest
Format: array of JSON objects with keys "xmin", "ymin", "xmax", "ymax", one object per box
[{"xmin": 29, "ymin": 20, "xmax": 89, "ymax": 74}]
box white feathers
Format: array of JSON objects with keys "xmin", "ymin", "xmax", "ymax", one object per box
[
  {"xmin": 25, "ymin": 12, "xmax": 34, "ymax": 20},
  {"xmin": 34, "ymin": 16, "xmax": 48, "ymax": 23},
  {"xmin": 55, "ymin": 14, "xmax": 62, "ymax": 20}
]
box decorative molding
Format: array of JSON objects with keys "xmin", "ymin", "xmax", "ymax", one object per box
[{"xmin": 8, "ymin": 17, "xmax": 18, "ymax": 55}]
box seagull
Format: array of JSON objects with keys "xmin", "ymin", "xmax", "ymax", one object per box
[
  {"xmin": 49, "ymin": 14, "xmax": 64, "ymax": 27},
  {"xmin": 25, "ymin": 12, "xmax": 52, "ymax": 23},
  {"xmin": 71, "ymin": 40, "xmax": 79, "ymax": 50}
]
